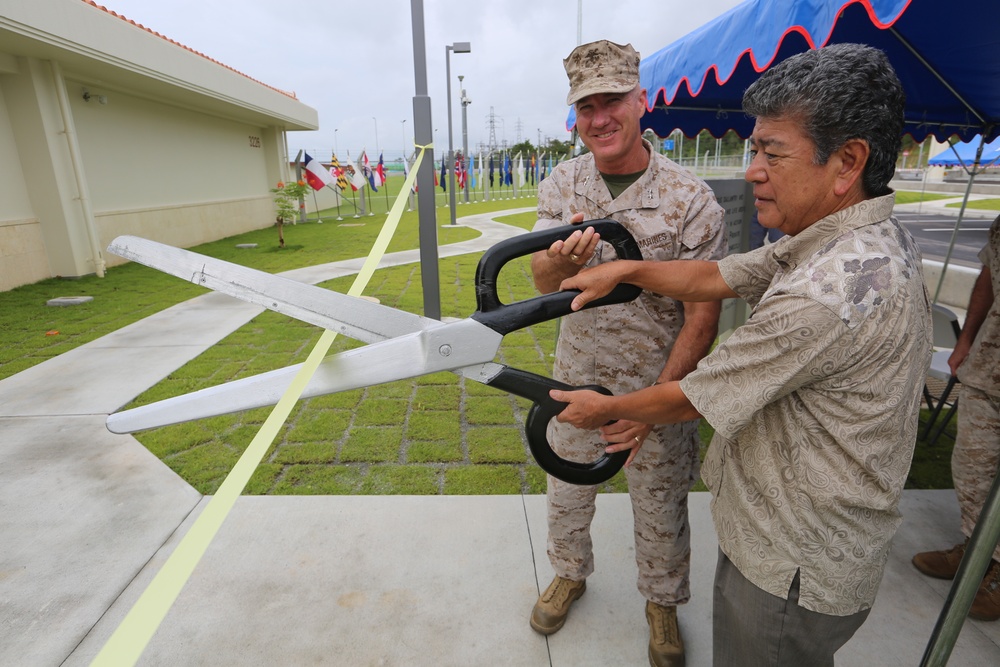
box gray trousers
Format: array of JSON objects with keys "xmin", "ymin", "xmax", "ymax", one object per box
[{"xmin": 712, "ymin": 550, "xmax": 870, "ymax": 667}]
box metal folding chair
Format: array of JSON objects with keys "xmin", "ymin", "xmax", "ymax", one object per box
[{"xmin": 922, "ymin": 304, "xmax": 962, "ymax": 442}]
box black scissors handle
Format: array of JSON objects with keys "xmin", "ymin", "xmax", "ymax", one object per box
[
  {"xmin": 488, "ymin": 367, "xmax": 627, "ymax": 485},
  {"xmin": 471, "ymin": 219, "xmax": 643, "ymax": 336},
  {"xmin": 470, "ymin": 219, "xmax": 642, "ymax": 485}
]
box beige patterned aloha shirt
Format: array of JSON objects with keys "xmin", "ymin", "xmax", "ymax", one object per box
[{"xmin": 680, "ymin": 194, "xmax": 933, "ymax": 616}]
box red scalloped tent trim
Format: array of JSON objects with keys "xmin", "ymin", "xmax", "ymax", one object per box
[{"xmin": 644, "ymin": 0, "xmax": 912, "ymax": 111}]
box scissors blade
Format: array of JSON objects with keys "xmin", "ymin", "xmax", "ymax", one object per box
[
  {"xmin": 107, "ymin": 235, "xmax": 436, "ymax": 344},
  {"xmin": 107, "ymin": 318, "xmax": 504, "ymax": 433}
]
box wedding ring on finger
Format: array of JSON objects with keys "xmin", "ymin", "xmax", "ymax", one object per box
[
  {"xmin": 569, "ymin": 254, "xmax": 580, "ymax": 262},
  {"xmin": 634, "ymin": 436, "xmax": 640, "ymax": 445}
]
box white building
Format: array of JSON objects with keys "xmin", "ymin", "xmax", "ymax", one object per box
[{"xmin": 0, "ymin": 0, "xmax": 322, "ymax": 291}]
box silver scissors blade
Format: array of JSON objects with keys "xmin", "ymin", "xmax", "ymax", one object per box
[
  {"xmin": 107, "ymin": 235, "xmax": 437, "ymax": 344},
  {"xmin": 106, "ymin": 317, "xmax": 504, "ymax": 433}
]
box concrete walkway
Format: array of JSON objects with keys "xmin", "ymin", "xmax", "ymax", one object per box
[{"xmin": 1, "ymin": 210, "xmax": 999, "ymax": 666}]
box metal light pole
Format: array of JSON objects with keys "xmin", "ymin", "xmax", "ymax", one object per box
[
  {"xmin": 410, "ymin": 0, "xmax": 441, "ymax": 319},
  {"xmin": 402, "ymin": 118, "xmax": 414, "ymax": 211},
  {"xmin": 459, "ymin": 74, "xmax": 471, "ymax": 204},
  {"xmin": 445, "ymin": 41, "xmax": 471, "ymax": 225},
  {"xmin": 401, "ymin": 119, "xmax": 408, "ymax": 161}
]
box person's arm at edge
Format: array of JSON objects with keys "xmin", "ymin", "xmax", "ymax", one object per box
[
  {"xmin": 561, "ymin": 259, "xmax": 737, "ymax": 311},
  {"xmin": 949, "ymin": 266, "xmax": 994, "ymax": 374}
]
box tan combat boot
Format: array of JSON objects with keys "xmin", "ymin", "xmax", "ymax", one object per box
[
  {"xmin": 913, "ymin": 541, "xmax": 967, "ymax": 580},
  {"xmin": 646, "ymin": 600, "xmax": 685, "ymax": 667},
  {"xmin": 529, "ymin": 576, "xmax": 586, "ymax": 635},
  {"xmin": 970, "ymin": 560, "xmax": 1000, "ymax": 622}
]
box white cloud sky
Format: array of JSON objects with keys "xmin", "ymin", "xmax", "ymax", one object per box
[{"xmin": 96, "ymin": 0, "xmax": 745, "ymax": 162}]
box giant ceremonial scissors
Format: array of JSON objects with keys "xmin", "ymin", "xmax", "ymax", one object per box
[{"xmin": 105, "ymin": 220, "xmax": 642, "ymax": 485}]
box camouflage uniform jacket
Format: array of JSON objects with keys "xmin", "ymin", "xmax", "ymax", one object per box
[
  {"xmin": 534, "ymin": 141, "xmax": 727, "ymax": 394},
  {"xmin": 680, "ymin": 194, "xmax": 933, "ymax": 615},
  {"xmin": 957, "ymin": 214, "xmax": 1000, "ymax": 395}
]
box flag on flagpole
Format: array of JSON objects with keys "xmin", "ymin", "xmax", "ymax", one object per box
[
  {"xmin": 503, "ymin": 153, "xmax": 512, "ymax": 186},
  {"xmin": 302, "ymin": 152, "xmax": 334, "ymax": 191},
  {"xmin": 347, "ymin": 151, "xmax": 366, "ymax": 191},
  {"xmin": 538, "ymin": 153, "xmax": 546, "ymax": 182},
  {"xmin": 455, "ymin": 153, "xmax": 466, "ymax": 191},
  {"xmin": 331, "ymin": 152, "xmax": 349, "ymax": 191},
  {"xmin": 375, "ymin": 152, "xmax": 386, "ymax": 187},
  {"xmin": 474, "ymin": 151, "xmax": 482, "ymax": 189},
  {"xmin": 439, "ymin": 159, "xmax": 447, "ymax": 192},
  {"xmin": 361, "ymin": 151, "xmax": 378, "ymax": 192},
  {"xmin": 517, "ymin": 153, "xmax": 525, "ymax": 187},
  {"xmin": 488, "ymin": 154, "xmax": 495, "ymax": 187}
]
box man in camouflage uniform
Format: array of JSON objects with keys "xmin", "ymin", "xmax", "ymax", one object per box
[
  {"xmin": 528, "ymin": 40, "xmax": 727, "ymax": 667},
  {"xmin": 913, "ymin": 213, "xmax": 1000, "ymax": 621}
]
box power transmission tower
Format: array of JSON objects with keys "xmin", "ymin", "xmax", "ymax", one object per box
[{"xmin": 486, "ymin": 106, "xmax": 499, "ymax": 154}]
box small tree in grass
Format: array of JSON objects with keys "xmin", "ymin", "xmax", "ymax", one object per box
[{"xmin": 270, "ymin": 180, "xmax": 309, "ymax": 247}]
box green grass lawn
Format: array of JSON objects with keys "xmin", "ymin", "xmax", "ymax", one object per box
[
  {"xmin": 894, "ymin": 189, "xmax": 1000, "ymax": 211},
  {"xmin": 947, "ymin": 198, "xmax": 1000, "ymax": 211},
  {"xmin": 894, "ymin": 191, "xmax": 954, "ymax": 205},
  {"xmin": 1, "ymin": 185, "xmax": 958, "ymax": 495}
]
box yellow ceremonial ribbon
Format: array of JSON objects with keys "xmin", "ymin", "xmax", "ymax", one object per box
[{"xmin": 92, "ymin": 145, "xmax": 430, "ymax": 666}]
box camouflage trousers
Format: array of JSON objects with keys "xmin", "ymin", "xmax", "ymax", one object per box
[
  {"xmin": 546, "ymin": 419, "xmax": 700, "ymax": 606},
  {"xmin": 952, "ymin": 384, "xmax": 1000, "ymax": 562}
]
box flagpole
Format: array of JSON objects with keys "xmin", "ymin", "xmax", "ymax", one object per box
[
  {"xmin": 311, "ymin": 189, "xmax": 323, "ymax": 223},
  {"xmin": 327, "ymin": 183, "xmax": 344, "ymax": 220}
]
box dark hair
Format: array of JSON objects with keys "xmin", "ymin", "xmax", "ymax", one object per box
[{"xmin": 742, "ymin": 43, "xmax": 904, "ymax": 197}]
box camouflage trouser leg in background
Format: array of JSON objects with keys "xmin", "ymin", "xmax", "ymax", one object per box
[
  {"xmin": 951, "ymin": 384, "xmax": 1000, "ymax": 562},
  {"xmin": 546, "ymin": 420, "xmax": 700, "ymax": 606}
]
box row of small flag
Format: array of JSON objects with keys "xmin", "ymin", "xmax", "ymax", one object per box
[
  {"xmin": 301, "ymin": 151, "xmax": 384, "ymax": 193},
  {"xmin": 301, "ymin": 150, "xmax": 561, "ymax": 195}
]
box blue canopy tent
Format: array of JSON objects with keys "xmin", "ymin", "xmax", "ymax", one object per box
[{"xmin": 565, "ymin": 1, "xmax": 1000, "ymax": 665}]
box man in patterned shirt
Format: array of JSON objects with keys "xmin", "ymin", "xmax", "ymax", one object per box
[
  {"xmin": 913, "ymin": 214, "xmax": 1000, "ymax": 620},
  {"xmin": 528, "ymin": 40, "xmax": 727, "ymax": 667},
  {"xmin": 548, "ymin": 43, "xmax": 932, "ymax": 666}
]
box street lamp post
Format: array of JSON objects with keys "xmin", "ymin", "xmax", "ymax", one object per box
[
  {"xmin": 402, "ymin": 118, "xmax": 413, "ymax": 211},
  {"xmin": 459, "ymin": 74, "xmax": 471, "ymax": 204},
  {"xmin": 445, "ymin": 41, "xmax": 471, "ymax": 225},
  {"xmin": 401, "ymin": 119, "xmax": 408, "ymax": 161}
]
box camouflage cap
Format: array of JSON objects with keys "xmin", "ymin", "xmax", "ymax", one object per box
[{"xmin": 563, "ymin": 40, "xmax": 640, "ymax": 106}]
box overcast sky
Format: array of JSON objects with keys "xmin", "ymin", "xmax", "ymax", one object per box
[{"xmin": 97, "ymin": 0, "xmax": 745, "ymax": 162}]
